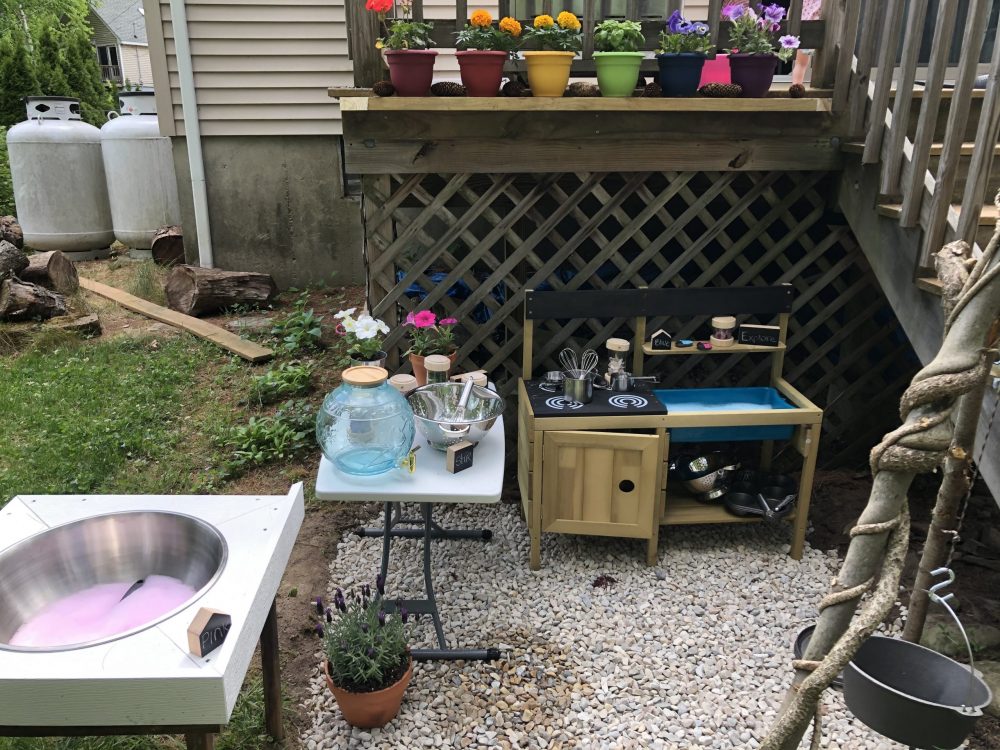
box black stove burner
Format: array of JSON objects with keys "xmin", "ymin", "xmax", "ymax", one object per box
[{"xmin": 525, "ymin": 379, "xmax": 668, "ymax": 418}]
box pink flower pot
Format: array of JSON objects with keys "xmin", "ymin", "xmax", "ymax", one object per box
[
  {"xmin": 699, "ymin": 53, "xmax": 731, "ymax": 86},
  {"xmin": 385, "ymin": 50, "xmax": 438, "ymax": 97},
  {"xmin": 456, "ymin": 50, "xmax": 508, "ymax": 97}
]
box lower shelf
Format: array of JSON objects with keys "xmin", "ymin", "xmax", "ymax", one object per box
[{"xmin": 661, "ymin": 492, "xmax": 796, "ymax": 526}]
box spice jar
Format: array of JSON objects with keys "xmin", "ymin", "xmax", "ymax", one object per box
[
  {"xmin": 710, "ymin": 316, "xmax": 736, "ymax": 348},
  {"xmin": 424, "ymin": 354, "xmax": 452, "ymax": 384},
  {"xmin": 389, "ymin": 373, "xmax": 418, "ymax": 395},
  {"xmin": 606, "ymin": 338, "xmax": 630, "ymax": 381}
]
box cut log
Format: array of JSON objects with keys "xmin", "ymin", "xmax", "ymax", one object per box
[
  {"xmin": 165, "ymin": 265, "xmax": 277, "ymax": 317},
  {"xmin": 0, "ymin": 278, "xmax": 67, "ymax": 320},
  {"xmin": 151, "ymin": 225, "xmax": 185, "ymax": 266},
  {"xmin": 0, "ymin": 240, "xmax": 28, "ymax": 282},
  {"xmin": 20, "ymin": 251, "xmax": 79, "ymax": 293},
  {"xmin": 54, "ymin": 313, "xmax": 102, "ymax": 337},
  {"xmin": 0, "ymin": 216, "xmax": 23, "ymax": 249}
]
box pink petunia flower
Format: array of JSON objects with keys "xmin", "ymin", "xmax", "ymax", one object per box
[
  {"xmin": 439, "ymin": 317, "xmax": 458, "ymax": 325},
  {"xmin": 412, "ymin": 310, "xmax": 437, "ymax": 328}
]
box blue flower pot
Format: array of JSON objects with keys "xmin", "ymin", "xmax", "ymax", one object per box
[{"xmin": 656, "ymin": 53, "xmax": 707, "ymax": 97}]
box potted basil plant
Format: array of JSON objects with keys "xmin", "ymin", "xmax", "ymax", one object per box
[
  {"xmin": 656, "ymin": 10, "xmax": 713, "ymax": 97},
  {"xmin": 723, "ymin": 3, "xmax": 800, "ymax": 97},
  {"xmin": 593, "ymin": 20, "xmax": 646, "ymax": 97},
  {"xmin": 369, "ymin": 0, "xmax": 437, "ymax": 96}
]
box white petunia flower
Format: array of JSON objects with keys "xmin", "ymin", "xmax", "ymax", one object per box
[
  {"xmin": 376, "ymin": 319, "xmax": 390, "ymax": 334},
  {"xmin": 354, "ymin": 316, "xmax": 380, "ymax": 339},
  {"xmin": 341, "ymin": 316, "xmax": 358, "ymax": 333},
  {"xmin": 334, "ymin": 308, "xmax": 357, "ymax": 320}
]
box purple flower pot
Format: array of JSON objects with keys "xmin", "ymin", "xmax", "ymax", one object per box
[
  {"xmin": 728, "ymin": 53, "xmax": 778, "ymax": 98},
  {"xmin": 656, "ymin": 53, "xmax": 707, "ymax": 97}
]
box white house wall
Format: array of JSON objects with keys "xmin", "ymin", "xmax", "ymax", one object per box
[{"xmin": 120, "ymin": 43, "xmax": 154, "ymax": 87}]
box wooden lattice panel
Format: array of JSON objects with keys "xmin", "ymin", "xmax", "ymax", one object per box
[{"xmin": 362, "ymin": 171, "xmax": 920, "ymax": 464}]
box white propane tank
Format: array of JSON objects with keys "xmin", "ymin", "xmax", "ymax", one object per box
[
  {"xmin": 7, "ymin": 97, "xmax": 114, "ymax": 258},
  {"xmin": 101, "ymin": 91, "xmax": 181, "ymax": 256}
]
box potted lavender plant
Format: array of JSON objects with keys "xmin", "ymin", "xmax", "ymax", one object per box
[
  {"xmin": 723, "ymin": 3, "xmax": 800, "ymax": 97},
  {"xmin": 334, "ymin": 308, "xmax": 391, "ymax": 367},
  {"xmin": 656, "ymin": 10, "xmax": 713, "ymax": 97}
]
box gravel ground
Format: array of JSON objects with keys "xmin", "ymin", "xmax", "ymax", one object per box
[{"xmin": 301, "ymin": 502, "xmax": 921, "ymax": 750}]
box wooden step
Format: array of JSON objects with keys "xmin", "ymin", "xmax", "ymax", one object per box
[
  {"xmin": 915, "ymin": 276, "xmax": 944, "ymax": 296},
  {"xmin": 876, "ymin": 202, "xmax": 997, "ymax": 225}
]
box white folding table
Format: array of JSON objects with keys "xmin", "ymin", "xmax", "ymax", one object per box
[{"xmin": 315, "ymin": 415, "xmax": 504, "ymax": 662}]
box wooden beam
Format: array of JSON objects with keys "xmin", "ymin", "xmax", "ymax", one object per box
[
  {"xmin": 339, "ymin": 96, "xmax": 832, "ymax": 113},
  {"xmin": 813, "ymin": 0, "xmax": 846, "ymax": 88},
  {"xmin": 847, "ymin": 0, "xmax": 880, "ymax": 134},
  {"xmin": 831, "ymin": 0, "xmax": 861, "ymax": 114},
  {"xmin": 78, "ymin": 277, "xmax": 273, "ymax": 363}
]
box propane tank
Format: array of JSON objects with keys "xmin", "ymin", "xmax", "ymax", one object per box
[
  {"xmin": 7, "ymin": 97, "xmax": 114, "ymax": 258},
  {"xmin": 101, "ymin": 91, "xmax": 180, "ymax": 256}
]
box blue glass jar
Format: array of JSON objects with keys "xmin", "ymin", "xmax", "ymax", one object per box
[{"xmin": 316, "ymin": 367, "xmax": 415, "ymax": 476}]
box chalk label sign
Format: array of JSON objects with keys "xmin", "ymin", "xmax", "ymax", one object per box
[
  {"xmin": 737, "ymin": 324, "xmax": 781, "ymax": 347},
  {"xmin": 446, "ymin": 440, "xmax": 475, "ymax": 473},
  {"xmin": 187, "ymin": 608, "xmax": 232, "ymax": 658},
  {"xmin": 649, "ymin": 329, "xmax": 672, "ymax": 351}
]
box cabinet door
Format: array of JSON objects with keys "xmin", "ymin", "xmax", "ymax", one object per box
[{"xmin": 541, "ymin": 430, "xmax": 660, "ymax": 539}]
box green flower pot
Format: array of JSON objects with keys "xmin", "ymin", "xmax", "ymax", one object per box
[{"xmin": 593, "ymin": 52, "xmax": 645, "ymax": 97}]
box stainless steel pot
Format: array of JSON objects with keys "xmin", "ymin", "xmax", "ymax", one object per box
[
  {"xmin": 563, "ymin": 375, "xmax": 593, "ymax": 404},
  {"xmin": 608, "ymin": 373, "xmax": 660, "ymax": 392},
  {"xmin": 407, "ymin": 382, "xmax": 505, "ymax": 450}
]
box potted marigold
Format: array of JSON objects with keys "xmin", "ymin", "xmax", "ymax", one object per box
[
  {"xmin": 404, "ymin": 309, "xmax": 458, "ymax": 385},
  {"xmin": 318, "ymin": 582, "xmax": 412, "ymax": 729},
  {"xmin": 723, "ymin": 3, "xmax": 799, "ymax": 97},
  {"xmin": 521, "ymin": 11, "xmax": 582, "ymax": 96},
  {"xmin": 334, "ymin": 307, "xmax": 391, "ymax": 366},
  {"xmin": 368, "ymin": 0, "xmax": 436, "ymax": 96},
  {"xmin": 592, "ymin": 20, "xmax": 645, "ymax": 97},
  {"xmin": 455, "ymin": 10, "xmax": 522, "ymax": 96},
  {"xmin": 656, "ymin": 10, "xmax": 713, "ymax": 97}
]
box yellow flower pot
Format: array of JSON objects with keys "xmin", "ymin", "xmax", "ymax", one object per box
[{"xmin": 523, "ymin": 51, "xmax": 575, "ymax": 97}]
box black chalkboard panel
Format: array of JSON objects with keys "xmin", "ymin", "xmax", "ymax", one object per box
[{"xmin": 738, "ymin": 324, "xmax": 781, "ymax": 346}]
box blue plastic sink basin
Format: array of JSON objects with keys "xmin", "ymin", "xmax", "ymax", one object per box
[{"xmin": 653, "ymin": 386, "xmax": 795, "ymax": 442}]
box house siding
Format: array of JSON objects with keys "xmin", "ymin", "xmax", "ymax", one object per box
[
  {"xmin": 120, "ymin": 43, "xmax": 154, "ymax": 87},
  {"xmin": 89, "ymin": 10, "xmax": 119, "ymax": 47}
]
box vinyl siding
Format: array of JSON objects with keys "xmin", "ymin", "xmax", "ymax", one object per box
[
  {"xmin": 89, "ymin": 10, "xmax": 119, "ymax": 47},
  {"xmin": 120, "ymin": 43, "xmax": 154, "ymax": 87}
]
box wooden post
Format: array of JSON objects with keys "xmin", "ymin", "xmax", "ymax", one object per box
[
  {"xmin": 786, "ymin": 0, "xmax": 802, "ymax": 37},
  {"xmin": 260, "ymin": 599, "xmax": 284, "ymax": 742},
  {"xmin": 847, "ymin": 0, "xmax": 881, "ymax": 135},
  {"xmin": 831, "ymin": 0, "xmax": 861, "ymax": 114},
  {"xmin": 185, "ymin": 733, "xmax": 215, "ymax": 750},
  {"xmin": 582, "ymin": 0, "xmax": 595, "ymax": 60},
  {"xmin": 812, "ymin": 0, "xmax": 846, "ymax": 89},
  {"xmin": 707, "ymin": 0, "xmax": 723, "ymax": 47},
  {"xmin": 350, "ymin": 0, "xmax": 383, "ymax": 87},
  {"xmin": 922, "ymin": 0, "xmax": 991, "ymax": 261},
  {"xmin": 455, "ymin": 0, "xmax": 466, "ymax": 27},
  {"xmin": 861, "ymin": 0, "xmax": 905, "ymax": 164}
]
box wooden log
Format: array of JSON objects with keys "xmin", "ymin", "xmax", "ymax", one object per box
[
  {"xmin": 20, "ymin": 251, "xmax": 79, "ymax": 293},
  {"xmin": 0, "ymin": 216, "xmax": 22, "ymax": 249},
  {"xmin": 54, "ymin": 313, "xmax": 102, "ymax": 338},
  {"xmin": 151, "ymin": 225, "xmax": 186, "ymax": 267},
  {"xmin": 0, "ymin": 278, "xmax": 67, "ymax": 320},
  {"xmin": 0, "ymin": 240, "xmax": 28, "ymax": 282},
  {"xmin": 164, "ymin": 265, "xmax": 278, "ymax": 317}
]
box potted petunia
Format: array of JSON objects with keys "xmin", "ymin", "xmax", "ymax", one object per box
[
  {"xmin": 455, "ymin": 10, "xmax": 523, "ymax": 96},
  {"xmin": 318, "ymin": 582, "xmax": 413, "ymax": 729},
  {"xmin": 334, "ymin": 308, "xmax": 391, "ymax": 367},
  {"xmin": 368, "ymin": 0, "xmax": 436, "ymax": 96},
  {"xmin": 404, "ymin": 309, "xmax": 459, "ymax": 385},
  {"xmin": 521, "ymin": 11, "xmax": 583, "ymax": 96},
  {"xmin": 656, "ymin": 11, "xmax": 713, "ymax": 97},
  {"xmin": 723, "ymin": 3, "xmax": 799, "ymax": 97},
  {"xmin": 592, "ymin": 20, "xmax": 646, "ymax": 97}
]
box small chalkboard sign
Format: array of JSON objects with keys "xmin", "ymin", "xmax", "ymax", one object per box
[
  {"xmin": 738, "ymin": 324, "xmax": 781, "ymax": 347},
  {"xmin": 649, "ymin": 329, "xmax": 672, "ymax": 351},
  {"xmin": 446, "ymin": 440, "xmax": 475, "ymax": 473},
  {"xmin": 187, "ymin": 608, "xmax": 232, "ymax": 658}
]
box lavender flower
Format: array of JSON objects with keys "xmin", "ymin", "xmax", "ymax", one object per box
[
  {"xmin": 314, "ymin": 596, "xmax": 324, "ymax": 615},
  {"xmin": 325, "ymin": 608, "xmax": 333, "ymax": 623},
  {"xmin": 376, "ymin": 574, "xmax": 385, "ymax": 596},
  {"xmin": 721, "ymin": 3, "xmax": 745, "ymax": 21},
  {"xmin": 779, "ymin": 34, "xmax": 800, "ymax": 49},
  {"xmin": 367, "ymin": 647, "xmax": 375, "ymax": 658},
  {"xmin": 400, "ymin": 606, "xmax": 409, "ymax": 624},
  {"xmin": 361, "ymin": 622, "xmax": 369, "ymax": 633},
  {"xmin": 378, "ymin": 610, "xmax": 387, "ymax": 627},
  {"xmin": 315, "ymin": 623, "xmax": 324, "ymax": 637}
]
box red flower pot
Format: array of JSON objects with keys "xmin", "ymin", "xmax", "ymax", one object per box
[
  {"xmin": 728, "ymin": 53, "xmax": 778, "ymax": 98},
  {"xmin": 456, "ymin": 50, "xmax": 508, "ymax": 97},
  {"xmin": 385, "ymin": 50, "xmax": 438, "ymax": 97}
]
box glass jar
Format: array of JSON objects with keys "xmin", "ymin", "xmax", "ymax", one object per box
[
  {"xmin": 316, "ymin": 366, "xmax": 415, "ymax": 476},
  {"xmin": 710, "ymin": 316, "xmax": 736, "ymax": 348},
  {"xmin": 424, "ymin": 354, "xmax": 452, "ymax": 384}
]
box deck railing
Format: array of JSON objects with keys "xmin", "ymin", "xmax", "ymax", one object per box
[{"xmin": 100, "ymin": 64, "xmax": 123, "ymax": 83}]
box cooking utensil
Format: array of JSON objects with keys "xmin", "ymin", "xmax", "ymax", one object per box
[
  {"xmin": 580, "ymin": 349, "xmax": 599, "ymax": 377},
  {"xmin": 608, "ymin": 373, "xmax": 660, "ymax": 392},
  {"xmin": 794, "ymin": 625, "xmax": 844, "ymax": 689},
  {"xmin": 559, "ymin": 348, "xmax": 580, "ymax": 374},
  {"xmin": 563, "ymin": 375, "xmax": 593, "ymax": 404},
  {"xmin": 408, "ymin": 382, "xmax": 506, "ymax": 450}
]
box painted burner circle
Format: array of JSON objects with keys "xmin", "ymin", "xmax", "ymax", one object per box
[
  {"xmin": 608, "ymin": 395, "xmax": 649, "ymax": 409},
  {"xmin": 544, "ymin": 396, "xmax": 584, "ymax": 410}
]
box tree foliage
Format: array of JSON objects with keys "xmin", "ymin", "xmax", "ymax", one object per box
[{"xmin": 0, "ymin": 30, "xmax": 38, "ymax": 128}]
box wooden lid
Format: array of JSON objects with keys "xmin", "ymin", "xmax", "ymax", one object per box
[
  {"xmin": 711, "ymin": 316, "xmax": 736, "ymax": 328},
  {"xmin": 424, "ymin": 354, "xmax": 452, "ymax": 372},
  {"xmin": 606, "ymin": 337, "xmax": 630, "ymax": 353},
  {"xmin": 342, "ymin": 366, "xmax": 388, "ymax": 386}
]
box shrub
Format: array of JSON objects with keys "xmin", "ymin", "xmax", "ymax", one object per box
[
  {"xmin": 247, "ymin": 362, "xmax": 314, "ymax": 406},
  {"xmin": 271, "ymin": 293, "xmax": 324, "ymax": 353}
]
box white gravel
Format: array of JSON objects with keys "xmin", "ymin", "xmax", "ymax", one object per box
[{"xmin": 300, "ymin": 501, "xmax": 917, "ymax": 750}]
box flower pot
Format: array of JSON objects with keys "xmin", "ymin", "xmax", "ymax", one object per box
[
  {"xmin": 593, "ymin": 52, "xmax": 645, "ymax": 97},
  {"xmin": 385, "ymin": 50, "xmax": 438, "ymax": 97},
  {"xmin": 523, "ymin": 51, "xmax": 575, "ymax": 97},
  {"xmin": 699, "ymin": 53, "xmax": 730, "ymax": 86},
  {"xmin": 409, "ymin": 351, "xmax": 458, "ymax": 386},
  {"xmin": 456, "ymin": 50, "xmax": 508, "ymax": 96},
  {"xmin": 656, "ymin": 53, "xmax": 707, "ymax": 97},
  {"xmin": 324, "ymin": 657, "xmax": 413, "ymax": 729},
  {"xmin": 349, "ymin": 350, "xmax": 388, "ymax": 368},
  {"xmin": 728, "ymin": 53, "xmax": 778, "ymax": 98}
]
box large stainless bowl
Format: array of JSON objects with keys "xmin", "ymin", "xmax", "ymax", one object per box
[
  {"xmin": 407, "ymin": 382, "xmax": 506, "ymax": 450},
  {"xmin": 0, "ymin": 511, "xmax": 227, "ymax": 652}
]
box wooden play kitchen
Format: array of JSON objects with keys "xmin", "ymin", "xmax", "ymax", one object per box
[{"xmin": 517, "ymin": 286, "xmax": 823, "ymax": 570}]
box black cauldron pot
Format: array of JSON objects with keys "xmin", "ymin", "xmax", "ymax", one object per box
[{"xmin": 844, "ymin": 635, "xmax": 992, "ymax": 749}]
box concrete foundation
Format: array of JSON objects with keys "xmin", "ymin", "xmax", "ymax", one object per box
[{"xmin": 171, "ymin": 135, "xmax": 364, "ymax": 288}]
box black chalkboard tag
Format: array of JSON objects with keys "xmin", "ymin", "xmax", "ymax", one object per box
[
  {"xmin": 446, "ymin": 440, "xmax": 475, "ymax": 473},
  {"xmin": 649, "ymin": 329, "xmax": 672, "ymax": 351},
  {"xmin": 188, "ymin": 608, "xmax": 232, "ymax": 658},
  {"xmin": 738, "ymin": 324, "xmax": 781, "ymax": 346}
]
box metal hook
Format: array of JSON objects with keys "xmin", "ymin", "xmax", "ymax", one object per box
[
  {"xmin": 925, "ymin": 566, "xmax": 979, "ymax": 709},
  {"xmin": 928, "ymin": 566, "xmax": 956, "ymax": 604}
]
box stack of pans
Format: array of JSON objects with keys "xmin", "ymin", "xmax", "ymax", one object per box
[
  {"xmin": 723, "ymin": 471, "xmax": 798, "ymax": 519},
  {"xmin": 672, "ymin": 453, "xmax": 740, "ymax": 504}
]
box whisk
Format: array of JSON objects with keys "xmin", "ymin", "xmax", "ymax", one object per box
[
  {"xmin": 559, "ymin": 347, "xmax": 580, "ymax": 373},
  {"xmin": 580, "ymin": 349, "xmax": 599, "ymax": 377},
  {"xmin": 559, "ymin": 347, "xmax": 600, "ymax": 379}
]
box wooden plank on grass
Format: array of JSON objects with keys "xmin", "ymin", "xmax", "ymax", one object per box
[{"xmin": 79, "ymin": 277, "xmax": 273, "ymax": 363}]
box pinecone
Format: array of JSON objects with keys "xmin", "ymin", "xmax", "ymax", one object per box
[
  {"xmin": 372, "ymin": 80, "xmax": 396, "ymax": 97},
  {"xmin": 430, "ymin": 81, "xmax": 467, "ymax": 97},
  {"xmin": 699, "ymin": 82, "xmax": 743, "ymax": 98},
  {"xmin": 642, "ymin": 81, "xmax": 663, "ymax": 98},
  {"xmin": 789, "ymin": 83, "xmax": 806, "ymax": 98},
  {"xmin": 636, "ymin": 76, "xmax": 647, "ymax": 88},
  {"xmin": 565, "ymin": 82, "xmax": 600, "ymax": 97},
  {"xmin": 502, "ymin": 79, "xmax": 529, "ymax": 97}
]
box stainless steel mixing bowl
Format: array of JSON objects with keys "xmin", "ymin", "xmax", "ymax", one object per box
[
  {"xmin": 407, "ymin": 382, "xmax": 506, "ymax": 450},
  {"xmin": 0, "ymin": 511, "xmax": 227, "ymax": 651}
]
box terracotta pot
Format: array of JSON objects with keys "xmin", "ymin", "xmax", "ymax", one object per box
[
  {"xmin": 656, "ymin": 53, "xmax": 707, "ymax": 97},
  {"xmin": 324, "ymin": 657, "xmax": 413, "ymax": 729},
  {"xmin": 385, "ymin": 50, "xmax": 438, "ymax": 97},
  {"xmin": 728, "ymin": 53, "xmax": 778, "ymax": 98},
  {"xmin": 523, "ymin": 51, "xmax": 575, "ymax": 97},
  {"xmin": 593, "ymin": 52, "xmax": 645, "ymax": 97},
  {"xmin": 456, "ymin": 50, "xmax": 508, "ymax": 96},
  {"xmin": 409, "ymin": 351, "xmax": 458, "ymax": 386}
]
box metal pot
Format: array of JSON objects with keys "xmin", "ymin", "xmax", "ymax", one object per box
[
  {"xmin": 844, "ymin": 634, "xmax": 992, "ymax": 748},
  {"xmin": 563, "ymin": 375, "xmax": 594, "ymax": 404},
  {"xmin": 407, "ymin": 382, "xmax": 506, "ymax": 450},
  {"xmin": 608, "ymin": 372, "xmax": 659, "ymax": 392}
]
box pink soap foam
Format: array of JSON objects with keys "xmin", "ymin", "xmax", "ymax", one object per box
[{"xmin": 9, "ymin": 575, "xmax": 197, "ymax": 648}]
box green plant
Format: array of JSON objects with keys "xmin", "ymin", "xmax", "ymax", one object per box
[
  {"xmin": 320, "ymin": 580, "xmax": 410, "ymax": 693},
  {"xmin": 221, "ymin": 398, "xmax": 314, "ymax": 471},
  {"xmin": 523, "ymin": 11, "xmax": 583, "ymax": 52},
  {"xmin": 723, "ymin": 3, "xmax": 800, "ymax": 61},
  {"xmin": 333, "ymin": 307, "xmax": 390, "ymax": 359},
  {"xmin": 593, "ymin": 19, "xmax": 644, "ymax": 53},
  {"xmin": 378, "ymin": 19, "xmax": 434, "ymax": 50},
  {"xmin": 658, "ymin": 11, "xmax": 714, "ymax": 54},
  {"xmin": 247, "ymin": 361, "xmax": 314, "ymax": 405},
  {"xmin": 0, "ymin": 30, "xmax": 38, "ymax": 129},
  {"xmin": 403, "ymin": 309, "xmax": 458, "ymax": 356},
  {"xmin": 0, "ymin": 127, "xmax": 13, "ymax": 216},
  {"xmin": 455, "ymin": 9, "xmax": 522, "ymax": 52},
  {"xmin": 271, "ymin": 293, "xmax": 324, "ymax": 353},
  {"xmin": 127, "ymin": 260, "xmax": 165, "ymax": 305}
]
